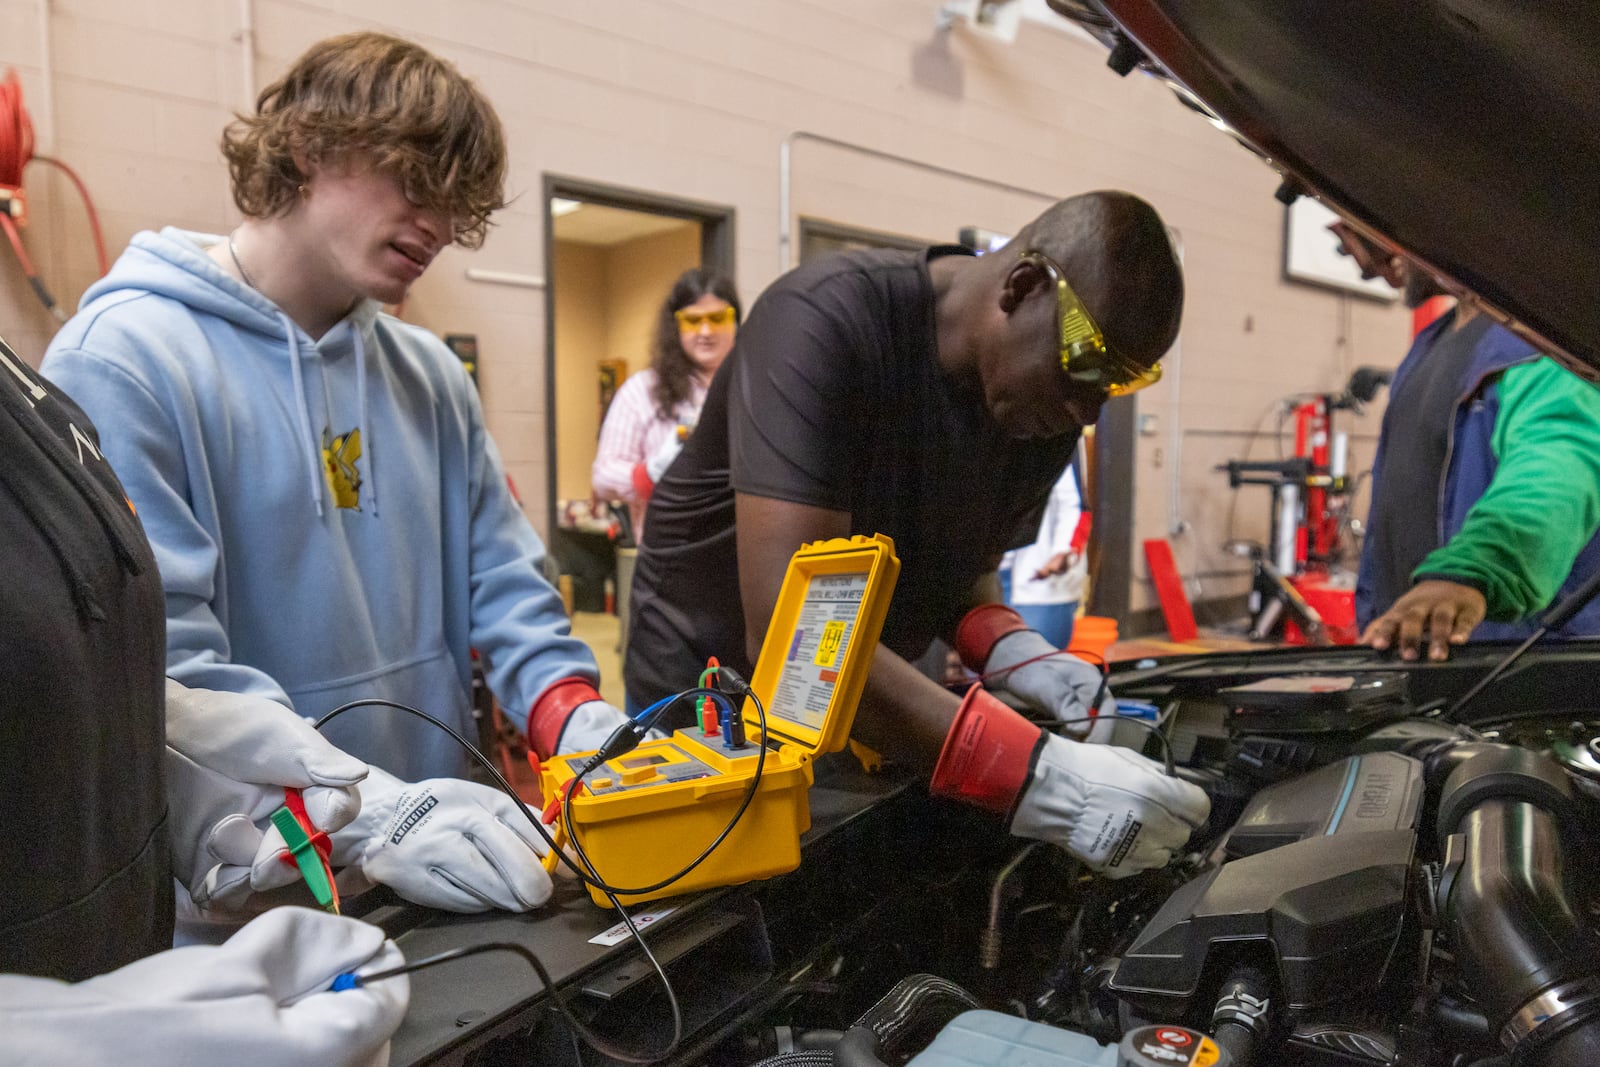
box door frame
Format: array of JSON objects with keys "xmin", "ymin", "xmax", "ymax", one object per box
[{"xmin": 541, "ymin": 175, "xmax": 736, "ymax": 537}]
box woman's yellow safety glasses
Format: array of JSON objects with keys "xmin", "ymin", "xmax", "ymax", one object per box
[
  {"xmin": 1018, "ymin": 250, "xmax": 1163, "ymax": 398},
  {"xmin": 674, "ymin": 305, "xmax": 738, "ymax": 332}
]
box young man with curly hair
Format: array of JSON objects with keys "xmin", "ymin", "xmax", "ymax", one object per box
[{"xmin": 42, "ymin": 34, "xmax": 626, "ymax": 920}]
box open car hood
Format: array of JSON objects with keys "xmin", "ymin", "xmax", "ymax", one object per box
[{"xmin": 1052, "ymin": 1, "xmax": 1600, "ymax": 374}]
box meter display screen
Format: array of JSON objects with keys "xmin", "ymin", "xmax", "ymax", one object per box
[{"xmin": 770, "ymin": 572, "xmax": 868, "ymax": 730}]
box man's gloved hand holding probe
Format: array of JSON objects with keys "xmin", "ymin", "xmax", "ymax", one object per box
[
  {"xmin": 164, "ymin": 680, "xmax": 368, "ymax": 916},
  {"xmin": 936, "ymin": 605, "xmax": 1211, "ymax": 876},
  {"xmin": 931, "ymin": 685, "xmax": 1209, "ymax": 876}
]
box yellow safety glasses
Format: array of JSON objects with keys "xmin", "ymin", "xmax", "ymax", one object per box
[
  {"xmin": 1019, "ymin": 250, "xmax": 1163, "ymax": 398},
  {"xmin": 674, "ymin": 305, "xmax": 738, "ymax": 332}
]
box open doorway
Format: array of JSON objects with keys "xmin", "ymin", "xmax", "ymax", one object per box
[{"xmin": 542, "ymin": 179, "xmax": 735, "ymax": 699}]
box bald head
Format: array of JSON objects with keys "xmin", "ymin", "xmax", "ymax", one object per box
[{"xmin": 1007, "ymin": 191, "xmax": 1184, "ymax": 367}]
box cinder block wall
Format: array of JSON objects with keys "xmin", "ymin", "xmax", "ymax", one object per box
[{"xmin": 0, "ymin": 0, "xmax": 1411, "ymax": 616}]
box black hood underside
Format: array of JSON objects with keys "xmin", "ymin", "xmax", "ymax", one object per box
[{"xmin": 1084, "ymin": 1, "xmax": 1600, "ymax": 373}]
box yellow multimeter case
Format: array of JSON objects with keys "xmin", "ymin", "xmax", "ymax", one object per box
[{"xmin": 540, "ymin": 533, "xmax": 900, "ymax": 906}]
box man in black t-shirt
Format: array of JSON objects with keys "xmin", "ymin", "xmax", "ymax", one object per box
[{"xmin": 627, "ymin": 192, "xmax": 1211, "ymax": 879}]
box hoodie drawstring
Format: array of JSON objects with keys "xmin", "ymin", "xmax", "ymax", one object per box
[
  {"xmin": 280, "ymin": 312, "xmax": 324, "ymax": 518},
  {"xmin": 354, "ymin": 327, "xmax": 377, "ymax": 517}
]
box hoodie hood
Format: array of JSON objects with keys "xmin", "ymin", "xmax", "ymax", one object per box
[
  {"xmin": 81, "ymin": 227, "xmax": 382, "ymax": 340},
  {"xmin": 83, "ymin": 228, "xmax": 383, "ymax": 517}
]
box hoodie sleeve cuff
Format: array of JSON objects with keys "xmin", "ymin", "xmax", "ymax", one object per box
[{"xmin": 527, "ymin": 677, "xmax": 604, "ymax": 760}]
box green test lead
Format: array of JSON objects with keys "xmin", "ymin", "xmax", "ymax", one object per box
[{"xmin": 269, "ymin": 803, "xmax": 340, "ymax": 914}]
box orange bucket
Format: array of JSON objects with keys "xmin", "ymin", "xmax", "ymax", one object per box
[{"xmin": 1067, "ymin": 614, "xmax": 1119, "ymax": 662}]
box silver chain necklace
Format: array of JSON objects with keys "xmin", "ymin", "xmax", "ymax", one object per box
[{"xmin": 227, "ymin": 231, "xmax": 260, "ymax": 291}]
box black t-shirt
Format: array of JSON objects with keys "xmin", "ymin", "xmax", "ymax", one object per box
[
  {"xmin": 0, "ymin": 345, "xmax": 170, "ymax": 980},
  {"xmin": 626, "ymin": 247, "xmax": 1078, "ymax": 706},
  {"xmin": 1364, "ymin": 311, "xmax": 1494, "ymax": 615}
]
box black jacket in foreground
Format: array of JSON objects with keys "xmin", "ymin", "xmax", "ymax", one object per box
[{"xmin": 0, "ymin": 344, "xmax": 171, "ymax": 980}]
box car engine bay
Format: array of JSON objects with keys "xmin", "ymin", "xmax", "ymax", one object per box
[{"xmin": 504, "ymin": 647, "xmax": 1600, "ymax": 1067}]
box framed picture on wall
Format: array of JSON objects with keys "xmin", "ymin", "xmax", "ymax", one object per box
[
  {"xmin": 598, "ymin": 360, "xmax": 627, "ymax": 425},
  {"xmin": 1283, "ymin": 198, "xmax": 1399, "ymax": 302}
]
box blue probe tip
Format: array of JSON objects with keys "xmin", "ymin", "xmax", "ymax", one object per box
[{"xmin": 331, "ymin": 973, "xmax": 361, "ymax": 992}]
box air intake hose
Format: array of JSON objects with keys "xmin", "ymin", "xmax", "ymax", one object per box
[{"xmin": 1439, "ymin": 747, "xmax": 1600, "ymax": 1066}]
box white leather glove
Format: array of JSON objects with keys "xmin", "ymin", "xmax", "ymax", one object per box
[
  {"xmin": 331, "ymin": 767, "xmax": 553, "ymax": 913},
  {"xmin": 164, "ymin": 680, "xmax": 367, "ymax": 916},
  {"xmin": 527, "ymin": 679, "xmax": 653, "ymax": 761},
  {"xmin": 1012, "ymin": 734, "xmax": 1210, "ymax": 878},
  {"xmin": 4, "ymin": 907, "xmax": 407, "ymax": 1067},
  {"xmin": 555, "ymin": 699, "xmax": 634, "ymax": 755},
  {"xmin": 984, "ymin": 629, "xmax": 1118, "ymax": 742},
  {"xmin": 644, "ymin": 428, "xmax": 686, "ymax": 483},
  {"xmin": 932, "ymin": 686, "xmax": 1209, "ymax": 879}
]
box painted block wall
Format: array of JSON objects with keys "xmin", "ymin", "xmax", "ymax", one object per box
[{"xmin": 0, "ymin": 0, "xmax": 1411, "ymax": 615}]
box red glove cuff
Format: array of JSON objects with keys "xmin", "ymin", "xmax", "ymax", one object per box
[
  {"xmin": 954, "ymin": 603, "xmax": 1031, "ymax": 671},
  {"xmin": 1069, "ymin": 511, "xmax": 1092, "ymax": 556},
  {"xmin": 930, "ymin": 684, "xmax": 1044, "ymax": 817},
  {"xmin": 631, "ymin": 462, "xmax": 655, "ymax": 501},
  {"xmin": 527, "ymin": 677, "xmax": 604, "ymax": 759}
]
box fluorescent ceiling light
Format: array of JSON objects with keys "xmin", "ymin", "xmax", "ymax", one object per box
[{"xmin": 550, "ymin": 197, "xmax": 583, "ymax": 217}]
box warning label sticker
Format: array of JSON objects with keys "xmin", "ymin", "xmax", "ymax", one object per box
[{"xmin": 772, "ymin": 572, "xmax": 867, "ymax": 730}]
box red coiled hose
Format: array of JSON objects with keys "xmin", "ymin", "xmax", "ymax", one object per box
[{"xmin": 0, "ymin": 69, "xmax": 110, "ymax": 319}]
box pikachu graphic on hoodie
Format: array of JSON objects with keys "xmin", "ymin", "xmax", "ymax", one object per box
[{"xmin": 322, "ymin": 426, "xmax": 363, "ymax": 510}]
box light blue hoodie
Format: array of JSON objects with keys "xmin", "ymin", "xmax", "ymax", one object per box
[{"xmin": 43, "ymin": 228, "xmax": 600, "ymax": 780}]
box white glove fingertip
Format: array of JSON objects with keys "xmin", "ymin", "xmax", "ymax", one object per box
[
  {"xmin": 208, "ymin": 813, "xmax": 268, "ymax": 867},
  {"xmin": 303, "ymin": 754, "xmax": 370, "ymax": 789},
  {"xmin": 280, "ymin": 950, "xmax": 408, "ymax": 1061},
  {"xmin": 476, "ymin": 823, "xmax": 557, "ymax": 911},
  {"xmin": 299, "ymin": 784, "xmax": 364, "ymax": 837},
  {"xmin": 502, "ymin": 808, "xmax": 555, "ymax": 856},
  {"xmin": 192, "ymin": 863, "xmax": 252, "ymax": 910}
]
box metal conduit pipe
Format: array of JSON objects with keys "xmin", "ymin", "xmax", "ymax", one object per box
[{"xmin": 979, "ymin": 842, "xmax": 1040, "ymax": 971}]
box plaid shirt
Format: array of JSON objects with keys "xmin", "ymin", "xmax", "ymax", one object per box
[{"xmin": 591, "ymin": 369, "xmax": 709, "ymax": 536}]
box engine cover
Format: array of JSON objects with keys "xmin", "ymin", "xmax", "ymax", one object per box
[{"xmin": 1110, "ymin": 753, "xmax": 1423, "ymax": 1015}]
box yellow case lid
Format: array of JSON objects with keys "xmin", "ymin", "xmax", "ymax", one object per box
[{"xmin": 740, "ymin": 533, "xmax": 900, "ymax": 759}]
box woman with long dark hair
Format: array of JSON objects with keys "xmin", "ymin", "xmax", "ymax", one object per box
[{"xmin": 592, "ymin": 267, "xmax": 741, "ymax": 537}]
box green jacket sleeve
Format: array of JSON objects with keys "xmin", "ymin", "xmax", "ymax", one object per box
[{"xmin": 1414, "ymin": 357, "xmax": 1600, "ymax": 620}]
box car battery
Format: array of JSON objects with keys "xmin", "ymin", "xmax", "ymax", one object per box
[{"xmin": 541, "ymin": 534, "xmax": 900, "ymax": 906}]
